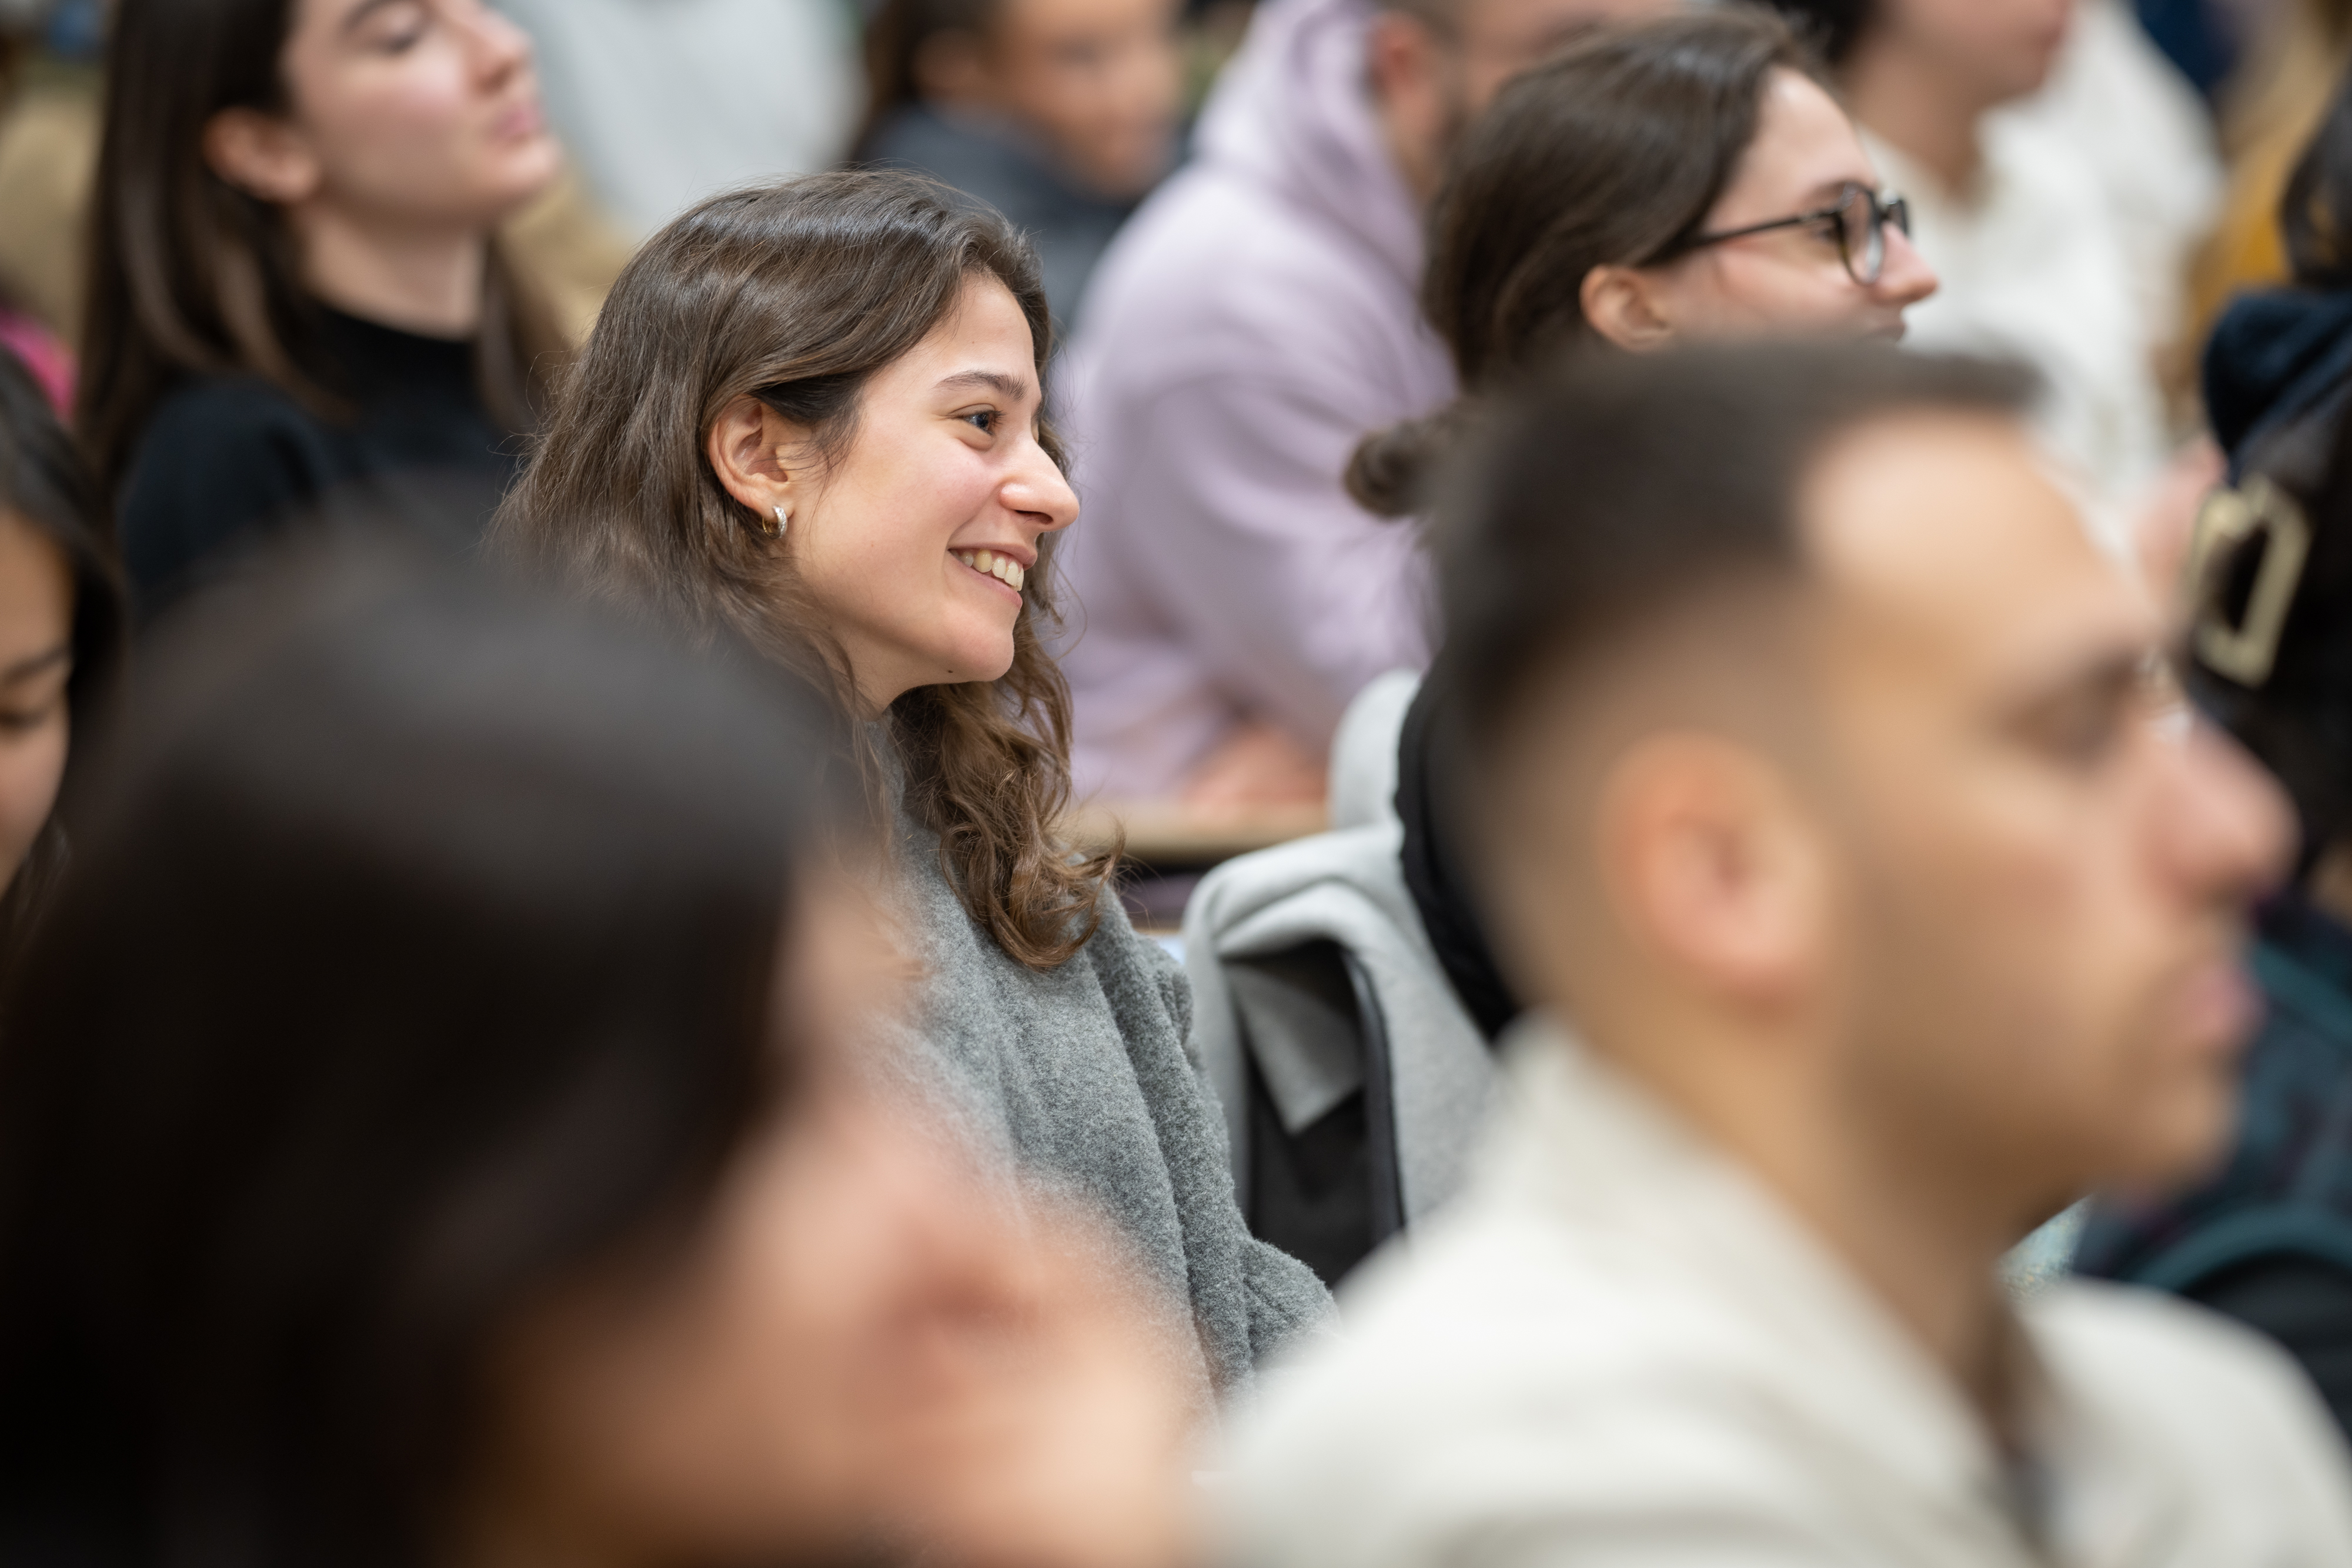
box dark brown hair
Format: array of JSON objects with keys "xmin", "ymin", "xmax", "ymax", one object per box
[
  {"xmin": 1348, "ymin": 8, "xmax": 1832, "ymax": 516},
  {"xmin": 1429, "ymin": 343, "xmax": 2033, "ymax": 773},
  {"xmin": 77, "ymin": 0, "xmax": 564, "ymax": 494},
  {"xmin": 493, "ymin": 172, "xmax": 1112, "ymax": 971},
  {"xmin": 0, "ymin": 546, "xmax": 835, "ymax": 1567}
]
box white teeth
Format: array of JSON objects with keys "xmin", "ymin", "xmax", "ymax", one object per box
[{"xmin": 956, "ymin": 550, "xmax": 1024, "ymax": 592}]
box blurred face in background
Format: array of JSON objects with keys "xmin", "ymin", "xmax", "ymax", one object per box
[
  {"xmin": 1600, "ymin": 69, "xmax": 1937, "ymax": 346},
  {"xmin": 0, "ymin": 512, "xmax": 69, "ymax": 895},
  {"xmin": 204, "ymin": 0, "xmax": 560, "ymax": 237},
  {"xmin": 1369, "ymin": 0, "xmax": 1679, "ymax": 197},
  {"xmin": 476, "ymin": 880, "xmax": 1194, "ymax": 1568},
  {"xmin": 1800, "ymin": 413, "xmax": 2288, "ymax": 1215},
  {"xmin": 1872, "ymin": 0, "xmax": 2073, "ymax": 109},
  {"xmin": 924, "ymin": 0, "xmax": 1185, "ymax": 198}
]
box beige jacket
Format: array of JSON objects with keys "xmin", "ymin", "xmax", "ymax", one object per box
[{"xmin": 1225, "ymin": 1022, "xmax": 2352, "ymax": 1567}]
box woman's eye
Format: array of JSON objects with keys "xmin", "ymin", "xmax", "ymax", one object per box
[
  {"xmin": 961, "ymin": 410, "xmax": 1000, "ymax": 434},
  {"xmin": 360, "ymin": 2, "xmax": 432, "ymax": 51}
]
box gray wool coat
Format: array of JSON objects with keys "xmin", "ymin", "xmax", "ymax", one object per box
[{"xmin": 891, "ymin": 802, "xmax": 1334, "ymax": 1398}]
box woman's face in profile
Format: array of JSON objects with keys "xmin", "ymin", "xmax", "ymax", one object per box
[
  {"xmin": 0, "ymin": 511, "xmax": 70, "ymax": 895},
  {"xmin": 769, "ymin": 278, "xmax": 1080, "ymax": 711},
  {"xmin": 215, "ymin": 0, "xmax": 560, "ymax": 235},
  {"xmin": 1623, "ymin": 69, "xmax": 1938, "ymax": 346}
]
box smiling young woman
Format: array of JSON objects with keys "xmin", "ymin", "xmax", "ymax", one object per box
[
  {"xmin": 493, "ymin": 172, "xmax": 1331, "ymax": 1399},
  {"xmin": 80, "ymin": 0, "xmax": 567, "ymax": 616}
]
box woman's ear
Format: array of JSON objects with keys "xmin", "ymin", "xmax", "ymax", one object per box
[
  {"xmin": 1581, "ymin": 265, "xmax": 1678, "ymax": 354},
  {"xmin": 202, "ymin": 108, "xmax": 322, "ymax": 206},
  {"xmin": 705, "ymin": 396, "xmax": 815, "ymax": 521}
]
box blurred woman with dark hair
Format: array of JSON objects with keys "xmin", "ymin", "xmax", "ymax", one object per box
[
  {"xmin": 0, "ymin": 548, "xmax": 1193, "ymax": 1568},
  {"xmin": 494, "ymin": 170, "xmax": 1330, "ymax": 1400},
  {"xmin": 1345, "ymin": 11, "xmax": 1933, "ymax": 1071},
  {"xmin": 1347, "ymin": 7, "xmax": 1935, "ymax": 520},
  {"xmin": 0, "ymin": 345, "xmax": 122, "ymax": 959},
  {"xmin": 81, "ymin": 0, "xmax": 568, "ymax": 616},
  {"xmin": 857, "ymin": 0, "xmax": 1182, "ymax": 330}
]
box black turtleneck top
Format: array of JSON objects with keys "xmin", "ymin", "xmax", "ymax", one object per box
[{"xmin": 116, "ymin": 307, "xmax": 522, "ymax": 618}]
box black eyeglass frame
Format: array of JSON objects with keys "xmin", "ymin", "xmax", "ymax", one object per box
[{"xmin": 1675, "ymin": 183, "xmax": 1912, "ymax": 287}]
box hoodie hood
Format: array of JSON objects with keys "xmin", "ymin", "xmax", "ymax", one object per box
[
  {"xmin": 1191, "ymin": 0, "xmax": 1424, "ymax": 295},
  {"xmin": 2204, "ymin": 287, "xmax": 2352, "ymax": 470}
]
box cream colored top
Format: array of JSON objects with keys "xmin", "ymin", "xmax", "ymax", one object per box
[{"xmin": 1225, "ymin": 1021, "xmax": 2352, "ymax": 1567}]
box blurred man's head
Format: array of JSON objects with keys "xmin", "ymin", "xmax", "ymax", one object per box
[
  {"xmin": 1367, "ymin": 0, "xmax": 1681, "ymax": 198},
  {"xmin": 1431, "ymin": 345, "xmax": 2289, "ymax": 1234}
]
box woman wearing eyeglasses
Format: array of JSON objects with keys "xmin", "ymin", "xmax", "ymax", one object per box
[
  {"xmin": 1201, "ymin": 10, "xmax": 1938, "ymax": 1287},
  {"xmin": 1345, "ymin": 7, "xmax": 1935, "ymax": 519}
]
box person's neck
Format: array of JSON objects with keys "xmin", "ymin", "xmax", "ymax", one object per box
[
  {"xmin": 288, "ymin": 203, "xmax": 490, "ymax": 339},
  {"xmin": 1618, "ymin": 1013, "xmax": 2027, "ymax": 1428},
  {"xmin": 1842, "ymin": 34, "xmax": 1993, "ymax": 196}
]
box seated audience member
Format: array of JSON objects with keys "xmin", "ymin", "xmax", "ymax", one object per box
[
  {"xmin": 493, "ymin": 172, "xmax": 1331, "ymax": 1399},
  {"xmin": 1765, "ymin": 0, "xmax": 2170, "ymax": 521},
  {"xmin": 0, "ymin": 347, "xmax": 120, "ymax": 957},
  {"xmin": 1054, "ymin": 0, "xmax": 1676, "ymax": 808},
  {"xmin": 0, "ymin": 548, "xmax": 1195, "ymax": 1568},
  {"xmin": 1225, "ymin": 343, "xmax": 2352, "ymax": 1565},
  {"xmin": 81, "ymin": 0, "xmax": 569, "ymax": 618},
  {"xmin": 2072, "ymin": 399, "xmax": 2352, "ymax": 1442},
  {"xmin": 494, "ymin": 0, "xmax": 860, "ymax": 239},
  {"xmin": 857, "ymin": 0, "xmax": 1183, "ymax": 332},
  {"xmin": 1185, "ymin": 6, "xmax": 1939, "ymax": 1280},
  {"xmin": 2201, "ymin": 65, "xmax": 2352, "ymax": 483}
]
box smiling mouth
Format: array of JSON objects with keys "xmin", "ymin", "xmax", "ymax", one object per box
[{"xmin": 954, "ymin": 550, "xmax": 1026, "ymax": 593}]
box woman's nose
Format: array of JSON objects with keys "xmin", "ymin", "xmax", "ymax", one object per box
[
  {"xmin": 467, "ymin": 1, "xmax": 538, "ymax": 82},
  {"xmin": 1005, "ymin": 439, "xmax": 1080, "ymax": 535},
  {"xmin": 1875, "ymin": 226, "xmax": 1937, "ymax": 309}
]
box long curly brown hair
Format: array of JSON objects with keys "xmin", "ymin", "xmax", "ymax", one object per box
[{"xmin": 492, "ymin": 172, "xmax": 1113, "ymax": 969}]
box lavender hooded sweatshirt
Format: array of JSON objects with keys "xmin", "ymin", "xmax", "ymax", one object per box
[{"xmin": 1053, "ymin": 0, "xmax": 1456, "ymax": 800}]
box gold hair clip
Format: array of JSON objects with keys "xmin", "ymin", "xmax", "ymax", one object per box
[{"xmin": 2186, "ymin": 473, "xmax": 2311, "ymax": 688}]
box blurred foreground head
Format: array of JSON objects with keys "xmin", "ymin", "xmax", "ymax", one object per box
[
  {"xmin": 1431, "ymin": 343, "xmax": 2291, "ymax": 1232},
  {"xmin": 0, "ymin": 550, "xmax": 1190, "ymax": 1568}
]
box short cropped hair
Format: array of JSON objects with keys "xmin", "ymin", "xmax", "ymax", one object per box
[{"xmin": 1428, "ymin": 342, "xmax": 2035, "ymax": 767}]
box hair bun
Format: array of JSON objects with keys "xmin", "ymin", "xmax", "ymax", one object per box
[{"xmin": 1347, "ymin": 404, "xmax": 1469, "ymax": 519}]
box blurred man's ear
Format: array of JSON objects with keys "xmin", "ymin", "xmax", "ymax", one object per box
[
  {"xmin": 1594, "ymin": 732, "xmax": 1828, "ymax": 1010},
  {"xmin": 1364, "ymin": 8, "xmax": 1458, "ymax": 200}
]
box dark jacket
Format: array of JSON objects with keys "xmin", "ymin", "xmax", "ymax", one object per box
[
  {"xmin": 116, "ymin": 309, "xmax": 519, "ymax": 619},
  {"xmin": 2076, "ymin": 895, "xmax": 2352, "ymax": 1437},
  {"xmin": 2205, "ymin": 287, "xmax": 2352, "ymax": 476}
]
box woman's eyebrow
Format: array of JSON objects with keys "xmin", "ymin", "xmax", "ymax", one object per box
[{"xmin": 935, "ymin": 370, "xmax": 1031, "ymax": 400}]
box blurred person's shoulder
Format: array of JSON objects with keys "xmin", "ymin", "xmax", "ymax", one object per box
[
  {"xmin": 1221, "ymin": 1198, "xmax": 1892, "ymax": 1568},
  {"xmin": 2024, "ymin": 1278, "xmax": 2352, "ymax": 1553}
]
